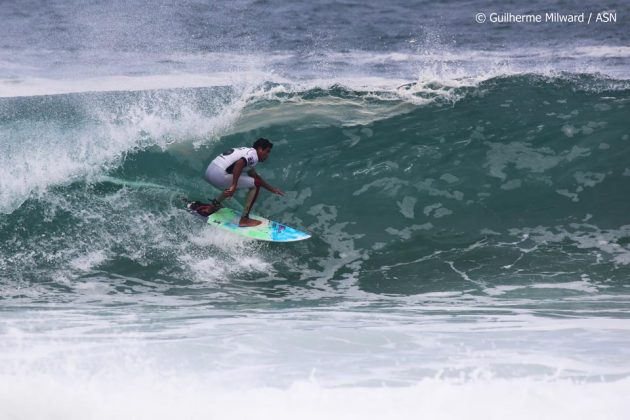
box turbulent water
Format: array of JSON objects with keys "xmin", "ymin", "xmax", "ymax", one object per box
[{"xmin": 2, "ymin": 1, "xmax": 630, "ymax": 419}]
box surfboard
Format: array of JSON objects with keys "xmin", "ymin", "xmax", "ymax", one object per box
[{"xmin": 186, "ymin": 201, "xmax": 311, "ymax": 242}]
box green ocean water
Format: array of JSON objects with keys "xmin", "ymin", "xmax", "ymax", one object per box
[
  {"xmin": 3, "ymin": 0, "xmax": 630, "ymax": 416},
  {"xmin": 2, "ymin": 75, "xmax": 630, "ymax": 305},
  {"xmin": 1, "ymin": 75, "xmax": 630, "ymax": 419}
]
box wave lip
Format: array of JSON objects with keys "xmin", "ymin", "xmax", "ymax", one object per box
[
  {"xmin": 0, "ymin": 71, "xmax": 271, "ymax": 98},
  {"xmin": 0, "ymin": 83, "xmax": 258, "ymax": 214}
]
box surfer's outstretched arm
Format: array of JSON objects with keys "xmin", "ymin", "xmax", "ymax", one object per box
[{"xmin": 247, "ymin": 168, "xmax": 284, "ymax": 196}]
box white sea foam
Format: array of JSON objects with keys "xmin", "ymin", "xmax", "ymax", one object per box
[
  {"xmin": 69, "ymin": 250, "xmax": 109, "ymax": 272},
  {"xmin": 0, "ymin": 72, "xmax": 264, "ymax": 98},
  {"xmin": 180, "ymin": 227, "xmax": 271, "ymax": 283},
  {"xmin": 484, "ymin": 279, "xmax": 599, "ymax": 296},
  {"xmin": 509, "ymin": 224, "xmax": 630, "ymax": 266},
  {"xmin": 0, "ymin": 82, "xmax": 256, "ymax": 214},
  {"xmin": 1, "ymin": 374, "xmax": 629, "ymax": 420},
  {"xmin": 2, "ymin": 306, "xmax": 630, "ymax": 419}
]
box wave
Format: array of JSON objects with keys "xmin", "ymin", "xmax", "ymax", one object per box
[{"xmin": 1, "ymin": 73, "xmax": 630, "ymax": 301}]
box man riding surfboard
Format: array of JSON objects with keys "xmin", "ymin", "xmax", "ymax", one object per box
[{"xmin": 194, "ymin": 138, "xmax": 284, "ymax": 227}]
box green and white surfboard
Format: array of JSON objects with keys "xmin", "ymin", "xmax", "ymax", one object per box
[{"xmin": 206, "ymin": 207, "xmax": 311, "ymax": 242}]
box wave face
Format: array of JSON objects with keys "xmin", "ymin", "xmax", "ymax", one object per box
[
  {"xmin": 2, "ymin": 1, "xmax": 630, "ymax": 418},
  {"xmin": 2, "ymin": 75, "xmax": 630, "ymax": 298},
  {"xmin": 2, "ymin": 77, "xmax": 630, "ymax": 405}
]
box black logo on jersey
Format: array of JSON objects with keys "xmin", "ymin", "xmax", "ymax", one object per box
[{"xmin": 222, "ymin": 149, "xmax": 234, "ymax": 156}]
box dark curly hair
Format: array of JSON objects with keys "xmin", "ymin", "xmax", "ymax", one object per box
[{"xmin": 252, "ymin": 138, "xmax": 273, "ymax": 150}]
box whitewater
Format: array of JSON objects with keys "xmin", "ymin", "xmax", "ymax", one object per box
[{"xmin": 1, "ymin": 1, "xmax": 630, "ymax": 419}]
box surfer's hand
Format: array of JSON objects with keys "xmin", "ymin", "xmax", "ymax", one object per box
[
  {"xmin": 271, "ymin": 187, "xmax": 284, "ymax": 196},
  {"xmin": 224, "ymin": 185, "xmax": 236, "ymax": 197}
]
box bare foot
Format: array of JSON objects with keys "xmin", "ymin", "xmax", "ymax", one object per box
[{"xmin": 239, "ymin": 217, "xmax": 262, "ymax": 227}]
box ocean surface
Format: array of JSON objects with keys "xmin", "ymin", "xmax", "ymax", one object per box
[{"xmin": 1, "ymin": 1, "xmax": 630, "ymax": 418}]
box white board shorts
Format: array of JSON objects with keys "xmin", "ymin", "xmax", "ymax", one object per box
[{"xmin": 204, "ymin": 163, "xmax": 257, "ymax": 189}]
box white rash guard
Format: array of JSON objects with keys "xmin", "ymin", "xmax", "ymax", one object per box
[
  {"xmin": 204, "ymin": 147, "xmax": 260, "ymax": 189},
  {"xmin": 211, "ymin": 147, "xmax": 259, "ymax": 173}
]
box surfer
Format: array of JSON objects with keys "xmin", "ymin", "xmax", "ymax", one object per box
[{"xmin": 198, "ymin": 138, "xmax": 284, "ymax": 227}]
